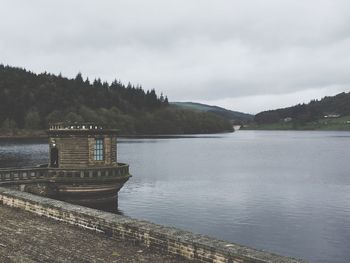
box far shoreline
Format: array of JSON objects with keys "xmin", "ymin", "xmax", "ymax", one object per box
[
  {"xmin": 0, "ymin": 129, "xmax": 234, "ymax": 139},
  {"xmin": 2, "ymin": 128, "xmax": 350, "ymax": 140},
  {"xmin": 242, "ymin": 127, "xmax": 350, "ymax": 132}
]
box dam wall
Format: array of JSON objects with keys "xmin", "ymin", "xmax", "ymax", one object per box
[{"xmin": 0, "ymin": 187, "xmax": 305, "ymax": 263}]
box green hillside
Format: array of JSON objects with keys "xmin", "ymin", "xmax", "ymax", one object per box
[
  {"xmin": 171, "ymin": 102, "xmax": 253, "ymax": 123},
  {"xmin": 0, "ymin": 64, "xmax": 233, "ymax": 135},
  {"xmin": 248, "ymin": 115, "xmax": 350, "ymax": 131},
  {"xmin": 252, "ymin": 92, "xmax": 350, "ymax": 130}
]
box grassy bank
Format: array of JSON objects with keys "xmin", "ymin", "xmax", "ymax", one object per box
[{"xmin": 245, "ymin": 115, "xmax": 350, "ymax": 131}]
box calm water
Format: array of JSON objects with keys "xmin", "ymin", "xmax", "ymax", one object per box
[{"xmin": 1, "ymin": 131, "xmax": 350, "ymax": 263}]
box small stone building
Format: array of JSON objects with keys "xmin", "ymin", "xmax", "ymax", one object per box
[{"xmin": 48, "ymin": 123, "xmax": 118, "ymax": 169}]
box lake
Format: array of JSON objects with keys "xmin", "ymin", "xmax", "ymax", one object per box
[{"xmin": 1, "ymin": 131, "xmax": 350, "ymax": 263}]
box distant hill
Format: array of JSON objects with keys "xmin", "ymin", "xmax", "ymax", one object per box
[
  {"xmin": 0, "ymin": 64, "xmax": 233, "ymax": 135},
  {"xmin": 171, "ymin": 102, "xmax": 254, "ymax": 123},
  {"xmin": 253, "ymin": 92, "xmax": 350, "ymax": 130}
]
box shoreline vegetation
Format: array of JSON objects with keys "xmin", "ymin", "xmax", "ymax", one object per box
[
  {"xmin": 0, "ymin": 64, "xmax": 233, "ymax": 135},
  {"xmin": 0, "ymin": 129, "xmax": 234, "ymax": 139},
  {"xmin": 253, "ymin": 91, "xmax": 350, "ymax": 131},
  {"xmin": 244, "ymin": 114, "xmax": 350, "ymax": 131},
  {"xmin": 3, "ymin": 122, "xmax": 350, "ymax": 140},
  {"xmin": 243, "ymin": 126, "xmax": 350, "ymax": 131},
  {"xmin": 3, "ymin": 65, "xmax": 350, "ymax": 136},
  {"xmin": 0, "ymin": 129, "xmax": 47, "ymax": 139}
]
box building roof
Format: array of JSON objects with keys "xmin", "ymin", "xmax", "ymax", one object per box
[{"xmin": 47, "ymin": 122, "xmax": 119, "ymax": 136}]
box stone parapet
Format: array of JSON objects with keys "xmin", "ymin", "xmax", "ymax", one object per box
[{"xmin": 0, "ymin": 187, "xmax": 306, "ymax": 263}]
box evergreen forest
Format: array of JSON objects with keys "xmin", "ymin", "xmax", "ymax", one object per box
[
  {"xmin": 254, "ymin": 92, "xmax": 350, "ymax": 128},
  {"xmin": 0, "ymin": 65, "xmax": 233, "ymax": 135}
]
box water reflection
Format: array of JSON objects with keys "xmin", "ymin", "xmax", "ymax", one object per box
[
  {"xmin": 66, "ymin": 197, "xmax": 123, "ymax": 215},
  {"xmin": 1, "ymin": 131, "xmax": 350, "ymax": 263}
]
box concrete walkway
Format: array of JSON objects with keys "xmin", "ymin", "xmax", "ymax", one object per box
[{"xmin": 0, "ymin": 206, "xmax": 189, "ymax": 263}]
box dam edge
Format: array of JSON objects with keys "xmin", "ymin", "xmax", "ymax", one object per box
[{"xmin": 0, "ymin": 187, "xmax": 306, "ymax": 263}]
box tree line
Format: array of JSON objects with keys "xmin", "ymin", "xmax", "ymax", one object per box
[
  {"xmin": 254, "ymin": 92, "xmax": 350, "ymax": 125},
  {"xmin": 0, "ymin": 65, "xmax": 232, "ymax": 134}
]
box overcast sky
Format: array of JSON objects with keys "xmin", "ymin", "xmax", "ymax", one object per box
[{"xmin": 1, "ymin": 0, "xmax": 350, "ymax": 113}]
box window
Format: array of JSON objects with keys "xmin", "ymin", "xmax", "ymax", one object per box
[{"xmin": 94, "ymin": 138, "xmax": 104, "ymax": 161}]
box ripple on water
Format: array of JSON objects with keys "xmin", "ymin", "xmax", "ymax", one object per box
[{"xmin": 2, "ymin": 132, "xmax": 350, "ymax": 263}]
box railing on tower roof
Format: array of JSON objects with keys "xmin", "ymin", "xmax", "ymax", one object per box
[
  {"xmin": 48, "ymin": 122, "xmax": 118, "ymax": 135},
  {"xmin": 49, "ymin": 122, "xmax": 104, "ymax": 131}
]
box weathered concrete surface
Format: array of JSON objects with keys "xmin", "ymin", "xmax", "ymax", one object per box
[{"xmin": 0, "ymin": 205, "xmax": 188, "ymax": 263}]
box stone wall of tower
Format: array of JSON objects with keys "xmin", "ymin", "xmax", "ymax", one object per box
[{"xmin": 54, "ymin": 137, "xmax": 89, "ymax": 168}]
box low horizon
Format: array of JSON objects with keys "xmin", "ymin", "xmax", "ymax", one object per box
[{"xmin": 2, "ymin": 62, "xmax": 347, "ymax": 115}]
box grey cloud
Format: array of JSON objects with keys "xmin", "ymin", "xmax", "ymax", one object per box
[{"xmin": 0, "ymin": 0, "xmax": 350, "ymax": 112}]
